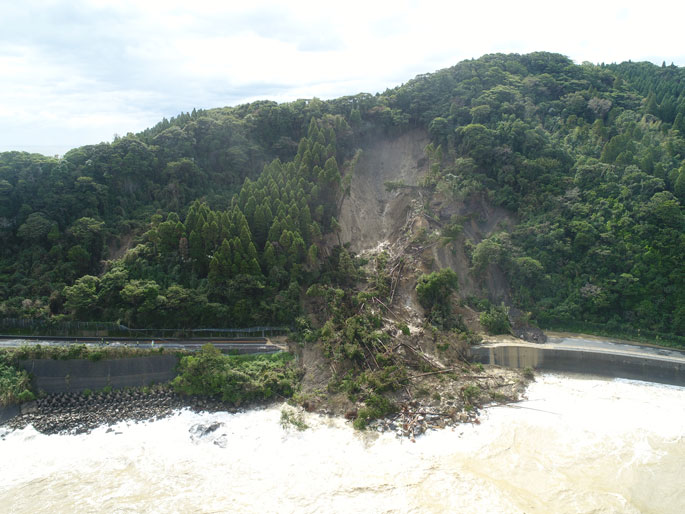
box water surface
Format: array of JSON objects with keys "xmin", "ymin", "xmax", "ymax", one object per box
[{"xmin": 1, "ymin": 373, "xmax": 684, "ymax": 513}]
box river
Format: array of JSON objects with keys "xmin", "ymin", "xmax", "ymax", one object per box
[{"xmin": 1, "ymin": 373, "xmax": 684, "ymax": 513}]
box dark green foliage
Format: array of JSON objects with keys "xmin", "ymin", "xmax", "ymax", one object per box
[
  {"xmin": 172, "ymin": 344, "xmax": 300, "ymax": 405},
  {"xmin": 393, "ymin": 53, "xmax": 684, "ymax": 337},
  {"xmin": 0, "ymin": 52, "xmax": 683, "ymax": 340},
  {"xmin": 0, "ymin": 113, "xmax": 353, "ymax": 328},
  {"xmin": 416, "ymin": 269, "xmax": 459, "ymax": 328},
  {"xmin": 416, "ymin": 269, "xmax": 459, "ymax": 307},
  {"xmin": 0, "ymin": 109, "xmax": 353, "ymax": 327}
]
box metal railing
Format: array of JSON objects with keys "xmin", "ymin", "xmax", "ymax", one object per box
[{"xmin": 0, "ymin": 318, "xmax": 290, "ymax": 339}]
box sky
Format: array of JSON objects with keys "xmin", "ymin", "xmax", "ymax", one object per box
[{"xmin": 2, "ymin": 0, "xmax": 684, "ymax": 157}]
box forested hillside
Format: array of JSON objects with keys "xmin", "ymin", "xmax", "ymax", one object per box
[{"xmin": 0, "ymin": 52, "xmax": 683, "ymax": 337}]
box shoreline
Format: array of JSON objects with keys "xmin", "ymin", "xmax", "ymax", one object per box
[
  {"xmin": 1, "ymin": 387, "xmax": 235, "ymax": 436},
  {"xmin": 1, "ymin": 373, "xmax": 520, "ymax": 439}
]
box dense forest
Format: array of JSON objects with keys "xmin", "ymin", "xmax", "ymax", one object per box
[{"xmin": 0, "ymin": 52, "xmax": 683, "ymax": 337}]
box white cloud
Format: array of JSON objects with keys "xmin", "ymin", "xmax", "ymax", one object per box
[{"xmin": 1, "ymin": 0, "xmax": 684, "ymax": 155}]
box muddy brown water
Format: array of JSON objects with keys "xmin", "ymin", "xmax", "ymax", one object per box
[{"xmin": 1, "ymin": 373, "xmax": 683, "ymax": 513}]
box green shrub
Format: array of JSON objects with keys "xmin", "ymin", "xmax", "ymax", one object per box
[
  {"xmin": 172, "ymin": 344, "xmax": 300, "ymax": 406},
  {"xmin": 462, "ymin": 384, "xmax": 480, "ymax": 405},
  {"xmin": 415, "ymin": 268, "xmax": 460, "ymax": 329},
  {"xmin": 416, "ymin": 269, "xmax": 459, "ymax": 309},
  {"xmin": 480, "ymin": 304, "xmax": 511, "ymax": 334},
  {"xmin": 353, "ymin": 393, "xmax": 397, "ymax": 430},
  {"xmin": 0, "ymin": 345, "xmax": 182, "ymax": 363},
  {"xmin": 0, "ymin": 361, "xmax": 34, "ymax": 406},
  {"xmin": 88, "ymin": 350, "xmax": 104, "ymax": 361}
]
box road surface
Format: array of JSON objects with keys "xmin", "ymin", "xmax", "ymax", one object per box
[{"xmin": 0, "ymin": 336, "xmax": 285, "ymax": 353}]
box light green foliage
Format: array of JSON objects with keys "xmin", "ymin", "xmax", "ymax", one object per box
[
  {"xmin": 2, "ymin": 344, "xmax": 170, "ymax": 362},
  {"xmin": 0, "ymin": 358, "xmax": 34, "ymax": 406},
  {"xmin": 461, "ymin": 384, "xmax": 480, "ymax": 405},
  {"xmin": 480, "ymin": 304, "xmax": 511, "ymax": 335},
  {"xmin": 674, "ymin": 166, "xmax": 685, "ymax": 202},
  {"xmin": 309, "ymin": 251, "xmax": 410, "ymax": 429},
  {"xmin": 64, "ymin": 275, "xmax": 100, "ymax": 319},
  {"xmin": 440, "ymin": 216, "xmax": 463, "ymax": 245},
  {"xmin": 471, "ymin": 234, "xmax": 511, "ymax": 275}
]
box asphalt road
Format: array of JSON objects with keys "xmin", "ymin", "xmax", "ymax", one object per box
[
  {"xmin": 0, "ymin": 337, "xmax": 283, "ymax": 353},
  {"xmin": 483, "ymin": 332, "xmax": 685, "ymax": 364}
]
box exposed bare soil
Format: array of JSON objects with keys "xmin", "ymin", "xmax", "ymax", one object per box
[
  {"xmin": 107, "ymin": 233, "xmax": 134, "ymax": 261},
  {"xmin": 334, "ymin": 128, "xmax": 520, "ymax": 325},
  {"xmin": 338, "ymin": 128, "xmax": 430, "ymax": 254}
]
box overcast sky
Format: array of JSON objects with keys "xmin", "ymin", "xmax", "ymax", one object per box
[{"xmin": 2, "ymin": 0, "xmax": 684, "ymax": 156}]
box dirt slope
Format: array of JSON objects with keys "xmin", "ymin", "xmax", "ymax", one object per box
[
  {"xmin": 338, "ymin": 129, "xmax": 429, "ymax": 254},
  {"xmin": 337, "ymin": 129, "xmax": 515, "ymax": 316}
]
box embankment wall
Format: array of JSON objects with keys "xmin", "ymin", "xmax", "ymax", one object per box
[
  {"xmin": 0, "ymin": 404, "xmax": 20, "ymax": 425},
  {"xmin": 16, "ymin": 355, "xmax": 180, "ymax": 394},
  {"xmin": 472, "ymin": 345, "xmax": 685, "ymax": 386}
]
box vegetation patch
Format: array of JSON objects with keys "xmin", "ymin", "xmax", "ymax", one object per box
[
  {"xmin": 0, "ymin": 356, "xmax": 34, "ymax": 406},
  {"xmin": 1, "ymin": 52, "xmax": 683, "ymax": 347},
  {"xmin": 415, "ymin": 268, "xmax": 460, "ymax": 329},
  {"xmin": 0, "ymin": 344, "xmax": 178, "ymax": 364},
  {"xmin": 280, "ymin": 405, "xmax": 308, "ymax": 431},
  {"xmin": 172, "ymin": 344, "xmax": 301, "ymax": 406},
  {"xmin": 479, "ymin": 304, "xmax": 512, "ymax": 335},
  {"xmin": 352, "ymin": 393, "xmax": 397, "ymax": 430}
]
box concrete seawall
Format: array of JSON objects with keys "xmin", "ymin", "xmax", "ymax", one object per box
[
  {"xmin": 16, "ymin": 355, "xmax": 180, "ymax": 394},
  {"xmin": 472, "ymin": 344, "xmax": 685, "ymax": 387},
  {"xmin": 0, "ymin": 404, "xmax": 20, "ymax": 425}
]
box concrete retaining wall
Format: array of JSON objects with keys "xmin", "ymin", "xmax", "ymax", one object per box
[
  {"xmin": 0, "ymin": 404, "xmax": 20, "ymax": 425},
  {"xmin": 17, "ymin": 355, "xmax": 180, "ymax": 394},
  {"xmin": 472, "ymin": 345, "xmax": 685, "ymax": 386}
]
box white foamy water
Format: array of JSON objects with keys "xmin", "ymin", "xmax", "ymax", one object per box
[{"xmin": 1, "ymin": 373, "xmax": 685, "ymax": 513}]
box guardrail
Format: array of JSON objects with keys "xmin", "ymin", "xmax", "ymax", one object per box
[{"xmin": 0, "ymin": 318, "xmax": 290, "ymax": 339}]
